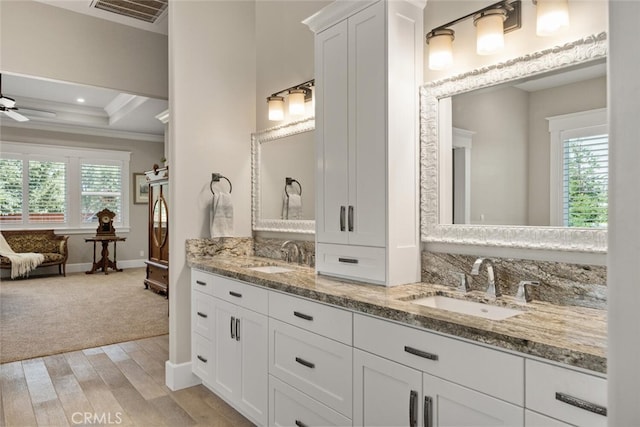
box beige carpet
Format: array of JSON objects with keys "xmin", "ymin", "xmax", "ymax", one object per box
[{"xmin": 0, "ymin": 267, "xmax": 168, "ymax": 364}]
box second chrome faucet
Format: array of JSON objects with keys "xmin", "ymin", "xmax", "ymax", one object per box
[{"xmin": 470, "ymin": 257, "xmax": 501, "ymax": 298}]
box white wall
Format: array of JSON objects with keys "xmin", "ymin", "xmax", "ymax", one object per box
[{"xmin": 607, "ymin": 0, "xmax": 640, "ymax": 423}]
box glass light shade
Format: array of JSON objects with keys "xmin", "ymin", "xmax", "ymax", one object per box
[
  {"xmin": 427, "ymin": 29, "xmax": 455, "ymax": 70},
  {"xmin": 267, "ymin": 96, "xmax": 284, "ymax": 121},
  {"xmin": 288, "ymin": 89, "xmax": 306, "ymax": 116},
  {"xmin": 536, "ymin": 0, "xmax": 569, "ymax": 36},
  {"xmin": 474, "ymin": 9, "xmax": 506, "ymax": 55}
]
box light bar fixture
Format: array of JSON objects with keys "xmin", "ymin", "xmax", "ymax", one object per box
[
  {"xmin": 426, "ymin": 0, "xmax": 570, "ymax": 70},
  {"xmin": 266, "ymin": 79, "xmax": 314, "ymax": 121}
]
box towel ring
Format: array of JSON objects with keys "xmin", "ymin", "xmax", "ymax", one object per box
[
  {"xmin": 284, "ymin": 177, "xmax": 302, "ymax": 198},
  {"xmin": 210, "ymin": 173, "xmax": 232, "ymax": 196}
]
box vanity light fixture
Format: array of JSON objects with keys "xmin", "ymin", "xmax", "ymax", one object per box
[
  {"xmin": 474, "ymin": 8, "xmax": 508, "ymax": 55},
  {"xmin": 534, "ymin": 0, "xmax": 569, "ymax": 36},
  {"xmin": 266, "ymin": 79, "xmax": 314, "ymax": 121}
]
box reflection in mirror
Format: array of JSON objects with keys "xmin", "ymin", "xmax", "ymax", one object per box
[
  {"xmin": 421, "ymin": 33, "xmax": 608, "ymax": 252},
  {"xmin": 252, "ymin": 118, "xmax": 315, "ymax": 233}
]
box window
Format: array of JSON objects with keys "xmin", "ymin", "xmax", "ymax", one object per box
[
  {"xmin": 0, "ymin": 143, "xmax": 131, "ymax": 232},
  {"xmin": 549, "ymin": 109, "xmax": 607, "ymax": 228}
]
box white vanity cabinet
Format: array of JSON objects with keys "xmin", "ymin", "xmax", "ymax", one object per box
[
  {"xmin": 353, "ymin": 313, "xmax": 525, "ymax": 427},
  {"xmin": 191, "ymin": 270, "xmax": 268, "ymax": 426},
  {"xmin": 268, "ymin": 291, "xmax": 354, "ymax": 426},
  {"xmin": 306, "ymin": 0, "xmax": 424, "ymax": 285}
]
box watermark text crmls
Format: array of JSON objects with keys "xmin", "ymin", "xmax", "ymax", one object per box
[{"xmin": 71, "ymin": 412, "xmax": 123, "ymax": 425}]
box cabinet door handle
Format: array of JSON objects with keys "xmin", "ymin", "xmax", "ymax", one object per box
[
  {"xmin": 293, "ymin": 311, "xmax": 313, "ymax": 321},
  {"xmin": 340, "ymin": 206, "xmax": 346, "ymax": 231},
  {"xmin": 409, "ymin": 390, "xmax": 418, "ymax": 427},
  {"xmin": 295, "ymin": 357, "xmax": 315, "ymax": 369},
  {"xmin": 197, "ymin": 355, "xmax": 208, "ymax": 363},
  {"xmin": 338, "ymin": 257, "xmax": 359, "ymax": 264},
  {"xmin": 555, "ymin": 392, "xmax": 607, "ymax": 416},
  {"xmin": 229, "ymin": 291, "xmax": 242, "ymax": 298},
  {"xmin": 294, "ymin": 421, "xmax": 308, "ymax": 427},
  {"xmin": 348, "ymin": 205, "xmax": 354, "ymax": 231},
  {"xmin": 235, "ymin": 318, "xmax": 240, "ymax": 341},
  {"xmin": 230, "ymin": 316, "xmax": 235, "ymax": 339},
  {"xmin": 424, "ymin": 396, "xmax": 433, "ymax": 427},
  {"xmin": 196, "ymin": 280, "xmax": 206, "ymax": 286},
  {"xmin": 197, "ymin": 311, "xmax": 208, "ymax": 318},
  {"xmin": 404, "ymin": 346, "xmax": 439, "ymax": 361}
]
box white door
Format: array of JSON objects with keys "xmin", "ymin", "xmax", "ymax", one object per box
[
  {"xmin": 236, "ymin": 307, "xmax": 268, "ymax": 426},
  {"xmin": 424, "ymin": 373, "xmax": 524, "ymax": 427},
  {"xmin": 211, "ymin": 297, "xmax": 240, "ymax": 401},
  {"xmin": 347, "ymin": 1, "xmax": 386, "ymax": 248},
  {"xmin": 315, "ymin": 19, "xmax": 349, "ymax": 245},
  {"xmin": 353, "ymin": 349, "xmax": 422, "ymax": 427}
]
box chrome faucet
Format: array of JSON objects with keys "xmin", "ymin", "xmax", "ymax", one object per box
[
  {"xmin": 471, "ymin": 257, "xmax": 501, "ymax": 298},
  {"xmin": 280, "ymin": 240, "xmax": 304, "ymax": 264},
  {"xmin": 515, "ymin": 280, "xmax": 540, "ymax": 303}
]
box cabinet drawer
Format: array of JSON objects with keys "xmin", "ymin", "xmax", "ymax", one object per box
[
  {"xmin": 526, "ymin": 359, "xmax": 607, "ymax": 427},
  {"xmin": 191, "ymin": 269, "xmax": 216, "ymax": 296},
  {"xmin": 269, "ymin": 318, "xmax": 352, "ymax": 418},
  {"xmin": 211, "ymin": 274, "xmax": 268, "ymax": 314},
  {"xmin": 192, "ymin": 333, "xmax": 213, "ymax": 386},
  {"xmin": 354, "ymin": 313, "xmax": 524, "ymax": 406},
  {"xmin": 146, "ymin": 263, "xmax": 168, "ymax": 286},
  {"xmin": 192, "ymin": 291, "xmax": 215, "ymax": 338},
  {"xmin": 316, "ymin": 243, "xmax": 386, "ymax": 284},
  {"xmin": 270, "ymin": 375, "xmax": 351, "ymax": 427},
  {"xmin": 269, "ymin": 291, "xmax": 353, "ymax": 345}
]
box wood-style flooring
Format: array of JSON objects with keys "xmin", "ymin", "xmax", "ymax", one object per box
[{"xmin": 0, "ymin": 335, "xmax": 254, "ymax": 427}]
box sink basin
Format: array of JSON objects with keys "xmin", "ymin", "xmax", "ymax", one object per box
[
  {"xmin": 412, "ymin": 295, "xmax": 523, "ymax": 321},
  {"xmin": 247, "ymin": 265, "xmax": 295, "ymax": 274}
]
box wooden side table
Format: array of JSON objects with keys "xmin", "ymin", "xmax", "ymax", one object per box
[{"xmin": 85, "ymin": 236, "xmax": 127, "ymax": 274}]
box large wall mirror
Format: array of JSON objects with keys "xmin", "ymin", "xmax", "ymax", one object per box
[
  {"xmin": 251, "ymin": 117, "xmax": 315, "ymax": 233},
  {"xmin": 421, "ymin": 33, "xmax": 608, "ymax": 252}
]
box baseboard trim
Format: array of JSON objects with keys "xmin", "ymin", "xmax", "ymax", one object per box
[{"xmin": 165, "ymin": 360, "xmax": 201, "ymax": 391}]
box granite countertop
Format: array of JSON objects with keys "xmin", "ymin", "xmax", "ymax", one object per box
[{"xmin": 187, "ymin": 254, "xmax": 607, "ymax": 374}]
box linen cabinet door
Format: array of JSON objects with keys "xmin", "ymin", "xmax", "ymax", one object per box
[
  {"xmin": 353, "ymin": 349, "xmax": 422, "ymax": 427},
  {"xmin": 423, "ymin": 373, "xmax": 524, "ymax": 427},
  {"xmin": 211, "ymin": 297, "xmax": 240, "ymax": 402},
  {"xmin": 236, "ymin": 306, "xmax": 268, "ymax": 426},
  {"xmin": 315, "ymin": 19, "xmax": 350, "ymax": 245}
]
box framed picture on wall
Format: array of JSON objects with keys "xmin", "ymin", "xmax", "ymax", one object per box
[{"xmin": 133, "ymin": 173, "xmax": 149, "ymax": 204}]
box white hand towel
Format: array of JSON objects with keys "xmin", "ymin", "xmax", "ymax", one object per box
[
  {"xmin": 210, "ymin": 192, "xmax": 234, "ymax": 238},
  {"xmin": 0, "ymin": 233, "xmax": 44, "ymax": 279},
  {"xmin": 286, "ymin": 194, "xmax": 303, "ymax": 220}
]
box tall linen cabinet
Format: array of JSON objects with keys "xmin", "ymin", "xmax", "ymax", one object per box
[{"xmin": 304, "ymin": 0, "xmax": 424, "ymax": 286}]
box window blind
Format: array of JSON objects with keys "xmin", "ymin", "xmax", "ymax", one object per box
[
  {"xmin": 28, "ymin": 160, "xmax": 67, "ymax": 223},
  {"xmin": 81, "ymin": 163, "xmax": 122, "ymax": 223},
  {"xmin": 562, "ymin": 134, "xmax": 608, "ymax": 228},
  {"xmin": 0, "ymin": 158, "xmax": 24, "ymax": 223}
]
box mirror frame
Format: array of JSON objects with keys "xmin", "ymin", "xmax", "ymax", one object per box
[
  {"xmin": 420, "ymin": 32, "xmax": 608, "ymax": 253},
  {"xmin": 251, "ymin": 117, "xmax": 315, "ymax": 234}
]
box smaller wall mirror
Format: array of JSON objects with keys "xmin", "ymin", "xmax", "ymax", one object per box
[{"xmin": 252, "ymin": 117, "xmax": 315, "ymax": 233}]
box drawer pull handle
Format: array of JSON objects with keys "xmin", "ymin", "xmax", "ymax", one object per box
[
  {"xmin": 293, "ymin": 311, "xmax": 314, "ymax": 321},
  {"xmin": 235, "ymin": 318, "xmax": 240, "ymax": 341},
  {"xmin": 197, "ymin": 311, "xmax": 208, "ymax": 318},
  {"xmin": 230, "ymin": 316, "xmax": 235, "ymax": 339},
  {"xmin": 295, "ymin": 357, "xmax": 315, "ymax": 369},
  {"xmin": 229, "ymin": 291, "xmax": 242, "ymax": 298},
  {"xmin": 197, "ymin": 355, "xmax": 207, "ymax": 363},
  {"xmin": 424, "ymin": 396, "xmax": 433, "ymax": 427},
  {"xmin": 404, "ymin": 346, "xmax": 439, "ymax": 361},
  {"xmin": 338, "ymin": 257, "xmax": 358, "ymax": 264},
  {"xmin": 196, "ymin": 280, "xmax": 206, "ymax": 286},
  {"xmin": 295, "ymin": 421, "xmax": 308, "ymax": 427},
  {"xmin": 555, "ymin": 392, "xmax": 607, "ymax": 416},
  {"xmin": 409, "ymin": 390, "xmax": 418, "ymax": 427}
]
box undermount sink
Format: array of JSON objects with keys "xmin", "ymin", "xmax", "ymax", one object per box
[
  {"xmin": 247, "ymin": 265, "xmax": 295, "ymax": 274},
  {"xmin": 412, "ymin": 295, "xmax": 523, "ymax": 321}
]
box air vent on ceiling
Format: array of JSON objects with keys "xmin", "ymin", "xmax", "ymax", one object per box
[{"xmin": 92, "ymin": 0, "xmax": 168, "ymax": 24}]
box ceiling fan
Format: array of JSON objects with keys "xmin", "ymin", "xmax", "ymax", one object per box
[{"xmin": 0, "ymin": 74, "xmax": 29, "ymax": 122}]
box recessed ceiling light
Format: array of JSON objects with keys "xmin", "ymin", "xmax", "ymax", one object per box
[{"xmin": 77, "ymin": 98, "xmax": 85, "ymax": 103}]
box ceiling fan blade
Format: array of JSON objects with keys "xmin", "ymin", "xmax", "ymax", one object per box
[
  {"xmin": 0, "ymin": 96, "xmax": 16, "ymax": 109},
  {"xmin": 2, "ymin": 109, "xmax": 30, "ymax": 122}
]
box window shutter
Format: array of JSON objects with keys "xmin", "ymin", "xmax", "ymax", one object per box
[
  {"xmin": 28, "ymin": 160, "xmax": 67, "ymax": 223},
  {"xmin": 81, "ymin": 163, "xmax": 123, "ymax": 223},
  {"xmin": 0, "ymin": 158, "xmax": 24, "ymax": 223},
  {"xmin": 562, "ymin": 134, "xmax": 608, "ymax": 228}
]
